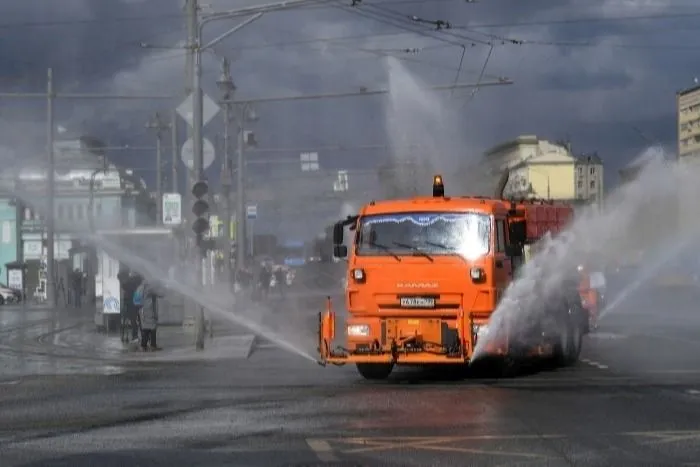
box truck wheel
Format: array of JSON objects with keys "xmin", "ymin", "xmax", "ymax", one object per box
[
  {"xmin": 554, "ymin": 320, "xmax": 582, "ymax": 367},
  {"xmin": 563, "ymin": 322, "xmax": 583, "ymax": 366},
  {"xmin": 356, "ymin": 363, "xmax": 394, "ymax": 380}
]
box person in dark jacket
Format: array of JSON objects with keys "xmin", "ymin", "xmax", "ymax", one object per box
[
  {"xmin": 136, "ymin": 279, "xmax": 162, "ymax": 351},
  {"xmin": 71, "ymin": 269, "xmax": 83, "ymax": 308},
  {"xmin": 120, "ymin": 271, "xmax": 143, "ymax": 343},
  {"xmin": 258, "ymin": 264, "xmax": 272, "ymax": 299}
]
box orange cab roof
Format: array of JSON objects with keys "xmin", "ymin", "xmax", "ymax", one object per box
[{"xmin": 360, "ymin": 195, "xmax": 509, "ymax": 216}]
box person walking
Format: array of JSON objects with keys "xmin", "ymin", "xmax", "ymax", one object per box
[
  {"xmin": 134, "ymin": 278, "xmax": 161, "ymax": 351},
  {"xmin": 71, "ymin": 269, "xmax": 83, "ymax": 308}
]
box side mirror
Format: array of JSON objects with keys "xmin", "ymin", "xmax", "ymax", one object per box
[
  {"xmin": 505, "ymin": 244, "xmax": 522, "ymax": 257},
  {"xmin": 332, "ymin": 223, "xmax": 344, "ymax": 245},
  {"xmin": 508, "ymin": 220, "xmax": 527, "ymax": 244},
  {"xmin": 333, "ymin": 245, "xmax": 348, "ymax": 258}
]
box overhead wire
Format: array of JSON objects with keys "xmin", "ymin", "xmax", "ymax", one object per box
[
  {"xmin": 1, "ymin": 7, "xmax": 700, "ymax": 30},
  {"xmin": 347, "ymin": 1, "xmax": 497, "ymax": 98}
]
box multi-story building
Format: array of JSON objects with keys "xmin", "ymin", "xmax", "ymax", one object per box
[
  {"xmin": 677, "ymin": 84, "xmax": 700, "ymax": 162},
  {"xmin": 0, "ymin": 136, "xmax": 155, "ymax": 299},
  {"xmin": 484, "ymin": 135, "xmax": 604, "ymax": 205}
]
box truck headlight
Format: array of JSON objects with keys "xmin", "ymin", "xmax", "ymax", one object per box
[
  {"xmin": 352, "ymin": 268, "xmax": 365, "ymax": 282},
  {"xmin": 347, "ymin": 324, "xmax": 370, "ymax": 337}
]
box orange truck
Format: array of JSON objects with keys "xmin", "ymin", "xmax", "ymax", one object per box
[{"xmin": 317, "ymin": 175, "xmax": 588, "ymax": 379}]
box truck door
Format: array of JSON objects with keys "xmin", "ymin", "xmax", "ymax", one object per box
[{"xmin": 493, "ymin": 218, "xmax": 511, "ymax": 301}]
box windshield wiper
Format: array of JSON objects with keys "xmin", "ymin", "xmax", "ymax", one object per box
[
  {"xmin": 392, "ymin": 241, "xmax": 434, "ymax": 262},
  {"xmin": 425, "ymin": 241, "xmax": 449, "ymax": 250},
  {"xmin": 369, "ymin": 241, "xmax": 402, "ymax": 262},
  {"xmin": 425, "ymin": 241, "xmax": 468, "ymax": 264}
]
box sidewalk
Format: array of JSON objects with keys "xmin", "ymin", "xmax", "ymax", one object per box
[{"xmin": 17, "ymin": 314, "xmax": 256, "ymax": 363}]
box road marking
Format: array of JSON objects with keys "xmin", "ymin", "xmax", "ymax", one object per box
[
  {"xmin": 0, "ymin": 379, "xmax": 21, "ymax": 385},
  {"xmin": 306, "ymin": 438, "xmax": 338, "ymax": 462},
  {"xmin": 580, "ymin": 358, "xmax": 609, "ymax": 369},
  {"xmin": 624, "ymin": 430, "xmax": 700, "ymax": 445},
  {"xmin": 328, "ymin": 435, "xmax": 559, "ymax": 458},
  {"xmin": 588, "ymin": 332, "xmax": 626, "ymax": 339}
]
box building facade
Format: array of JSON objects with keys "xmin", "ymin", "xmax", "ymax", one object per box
[
  {"xmin": 677, "ymin": 84, "xmax": 700, "ymax": 161},
  {"xmin": 485, "ymin": 135, "xmax": 604, "ymax": 205},
  {"xmin": 0, "ymin": 136, "xmax": 156, "ymax": 299}
]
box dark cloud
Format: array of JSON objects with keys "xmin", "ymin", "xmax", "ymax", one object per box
[
  {"xmin": 539, "ymin": 70, "xmax": 633, "ymax": 91},
  {"xmin": 0, "ymin": 0, "xmax": 695, "ymax": 237}
]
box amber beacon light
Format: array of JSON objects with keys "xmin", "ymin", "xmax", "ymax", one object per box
[{"xmin": 432, "ymin": 174, "xmax": 445, "ymax": 197}]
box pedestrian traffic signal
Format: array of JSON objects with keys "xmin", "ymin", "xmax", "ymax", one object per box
[{"xmin": 191, "ymin": 180, "xmax": 210, "ymax": 238}]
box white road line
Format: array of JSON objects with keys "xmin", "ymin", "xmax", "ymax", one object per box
[
  {"xmin": 306, "ymin": 438, "xmax": 339, "ymax": 462},
  {"xmin": 581, "ymin": 358, "xmax": 608, "ymax": 370},
  {"xmin": 0, "ymin": 379, "xmax": 21, "ymax": 386}
]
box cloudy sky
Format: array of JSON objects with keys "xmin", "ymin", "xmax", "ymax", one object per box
[{"xmin": 0, "ymin": 0, "xmax": 698, "ymax": 236}]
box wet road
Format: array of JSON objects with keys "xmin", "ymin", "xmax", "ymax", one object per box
[{"xmin": 3, "ymin": 283, "xmax": 700, "ymax": 466}]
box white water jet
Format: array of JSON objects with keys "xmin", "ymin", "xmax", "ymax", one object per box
[
  {"xmin": 473, "ymin": 148, "xmax": 700, "ymax": 359},
  {"xmin": 6, "ymin": 176, "xmax": 318, "ymax": 364}
]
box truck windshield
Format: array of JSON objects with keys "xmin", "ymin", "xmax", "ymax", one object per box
[{"xmin": 356, "ymin": 212, "xmax": 490, "ymax": 260}]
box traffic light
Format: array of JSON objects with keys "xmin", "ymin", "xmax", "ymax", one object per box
[{"xmin": 191, "ymin": 180, "xmax": 210, "ymax": 243}]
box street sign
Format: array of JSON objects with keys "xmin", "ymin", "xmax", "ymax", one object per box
[
  {"xmin": 162, "ymin": 193, "xmax": 182, "ymax": 225},
  {"xmin": 181, "ymin": 137, "xmax": 215, "ymax": 170},
  {"xmin": 7, "ymin": 269, "xmax": 22, "ymax": 291},
  {"xmin": 246, "ymin": 204, "xmax": 257, "ymax": 219},
  {"xmin": 176, "ymin": 92, "xmax": 220, "ymax": 128}
]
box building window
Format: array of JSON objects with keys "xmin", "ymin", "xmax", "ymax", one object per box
[
  {"xmin": 590, "ymin": 180, "xmax": 595, "ymax": 189},
  {"xmin": 66, "ymin": 205, "xmax": 73, "ymax": 221},
  {"xmin": 590, "ymin": 167, "xmax": 595, "ymax": 175},
  {"xmin": 495, "ymin": 219, "xmax": 506, "ymax": 253},
  {"xmin": 577, "ymin": 180, "xmax": 583, "ymax": 189},
  {"xmin": 76, "ymin": 204, "xmax": 83, "ymax": 220},
  {"xmin": 57, "ymin": 205, "xmax": 64, "ymax": 219},
  {"xmin": 577, "ymin": 166, "xmax": 583, "ymax": 176}
]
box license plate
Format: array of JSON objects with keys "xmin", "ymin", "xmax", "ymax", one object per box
[{"xmin": 400, "ymin": 297, "xmax": 435, "ymax": 308}]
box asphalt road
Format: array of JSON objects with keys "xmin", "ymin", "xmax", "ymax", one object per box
[{"xmin": 3, "ymin": 280, "xmax": 700, "ymax": 466}]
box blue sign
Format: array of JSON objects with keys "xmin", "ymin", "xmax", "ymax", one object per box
[
  {"xmin": 246, "ymin": 204, "xmax": 257, "ymax": 219},
  {"xmin": 284, "ymin": 257, "xmax": 306, "ymax": 267}
]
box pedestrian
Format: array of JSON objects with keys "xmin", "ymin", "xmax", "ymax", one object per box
[
  {"xmin": 121, "ymin": 271, "xmax": 143, "ymax": 344},
  {"xmin": 71, "ymin": 269, "xmax": 82, "ymax": 308},
  {"xmin": 134, "ymin": 278, "xmax": 161, "ymax": 351},
  {"xmin": 274, "ymin": 266, "xmax": 286, "ymax": 297},
  {"xmin": 258, "ymin": 263, "xmax": 271, "ymax": 300}
]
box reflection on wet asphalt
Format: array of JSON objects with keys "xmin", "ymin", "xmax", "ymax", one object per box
[
  {"xmin": 0, "ymin": 307, "xmax": 127, "ymax": 378},
  {"xmin": 5, "ymin": 281, "xmax": 700, "ymax": 465}
]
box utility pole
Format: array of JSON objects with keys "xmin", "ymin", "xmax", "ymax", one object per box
[
  {"xmin": 235, "ymin": 104, "xmax": 247, "ymax": 272},
  {"xmin": 184, "ymin": 0, "xmax": 198, "ymax": 226},
  {"xmin": 216, "ymin": 58, "xmax": 235, "ymax": 286},
  {"xmin": 171, "ymin": 110, "xmax": 178, "ymax": 192},
  {"xmin": 46, "ymin": 68, "xmax": 55, "ymax": 307},
  {"xmin": 146, "ymin": 112, "xmax": 170, "ymax": 224}
]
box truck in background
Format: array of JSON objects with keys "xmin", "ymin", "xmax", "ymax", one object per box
[{"xmin": 317, "ymin": 175, "xmax": 588, "ymax": 379}]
